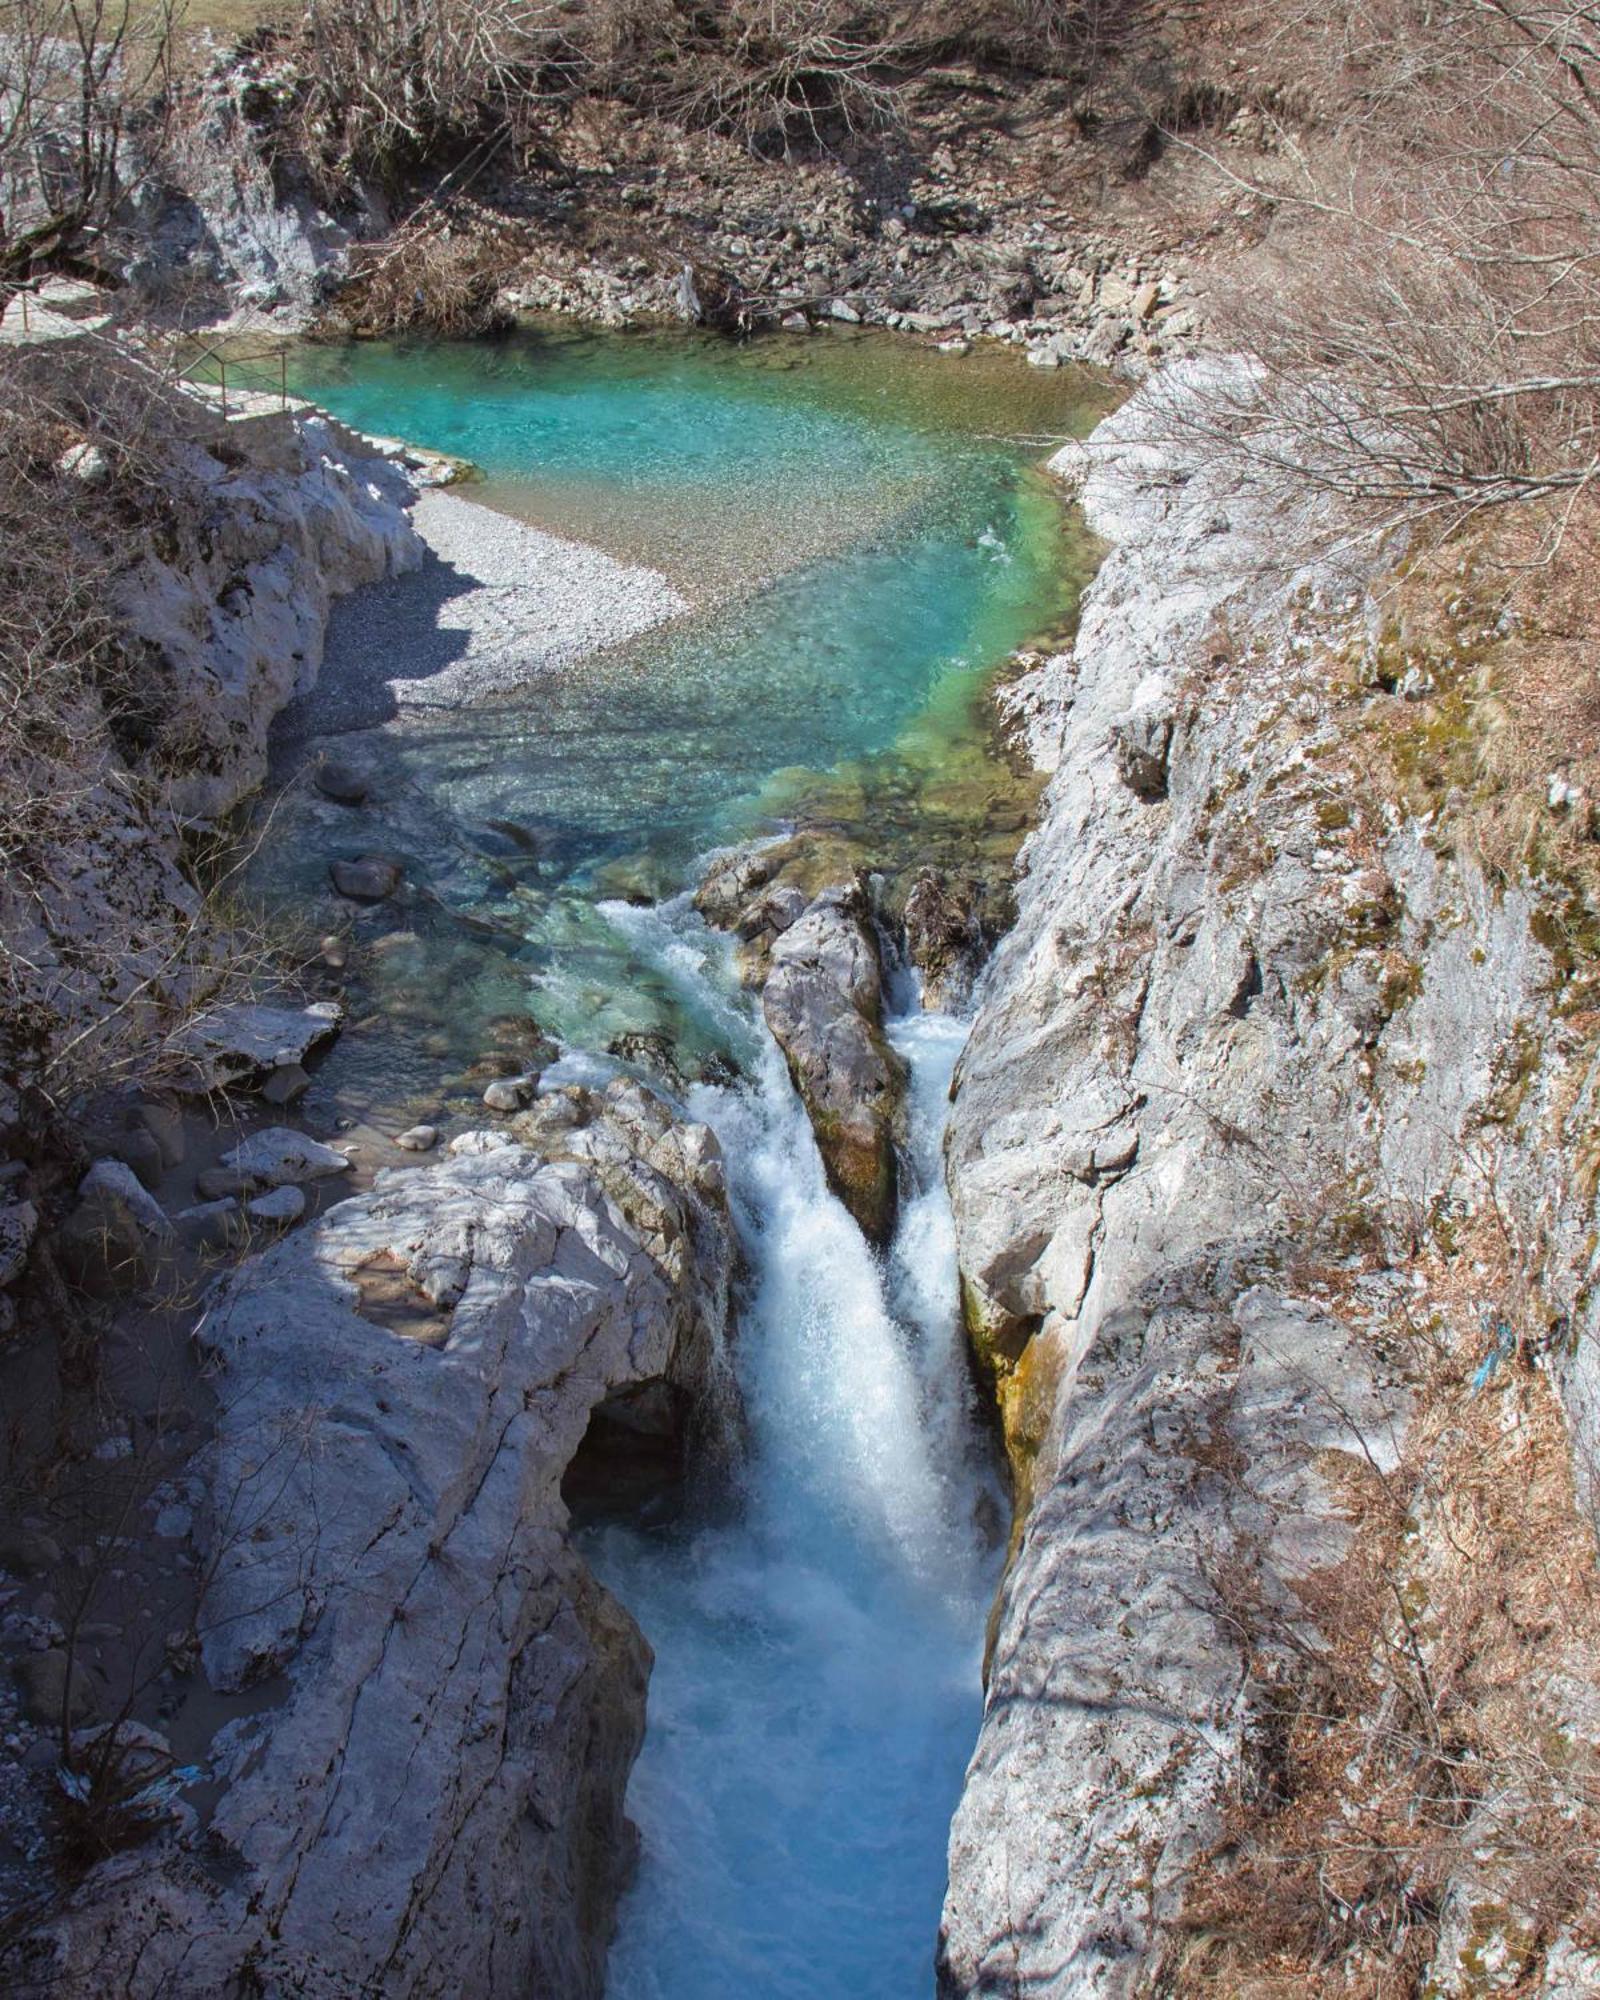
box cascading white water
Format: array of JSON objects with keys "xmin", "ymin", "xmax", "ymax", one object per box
[{"xmin": 581, "ymin": 898, "xmax": 1002, "ymax": 1999}]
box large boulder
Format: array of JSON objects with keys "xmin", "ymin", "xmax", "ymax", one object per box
[
  {"xmin": 41, "ymin": 1079, "xmax": 734, "ymax": 1998},
  {"xmin": 760, "ymin": 883, "xmax": 908, "ymax": 1245}
]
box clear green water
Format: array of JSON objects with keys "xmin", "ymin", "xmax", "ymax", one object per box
[{"xmin": 275, "ymin": 328, "xmax": 1108, "ymax": 1100}]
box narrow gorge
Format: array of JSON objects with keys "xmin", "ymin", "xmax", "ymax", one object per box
[{"xmin": 4, "ymin": 6, "xmax": 1600, "ymax": 1996}]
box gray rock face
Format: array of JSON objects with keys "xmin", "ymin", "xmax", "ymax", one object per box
[
  {"xmin": 760, "ymin": 883, "xmax": 908, "ymax": 1245},
  {"xmin": 1109, "ymin": 700, "xmax": 1175, "ymax": 799},
  {"xmin": 939, "ymin": 358, "xmax": 1600, "ymax": 1994},
  {"xmin": 44, "ymin": 1079, "xmax": 734, "ymax": 1997}
]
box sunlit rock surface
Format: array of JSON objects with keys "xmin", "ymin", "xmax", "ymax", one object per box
[{"xmin": 41, "ymin": 1080, "xmax": 732, "ymax": 1999}]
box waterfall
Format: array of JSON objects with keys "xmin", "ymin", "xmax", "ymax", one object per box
[{"xmin": 582, "ymin": 898, "xmax": 1001, "ymax": 2000}]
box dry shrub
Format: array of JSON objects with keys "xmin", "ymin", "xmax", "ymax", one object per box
[
  {"xmin": 1172, "ymin": 3, "xmax": 1600, "ymax": 541},
  {"xmin": 334, "ymin": 200, "xmax": 526, "ymax": 335},
  {"xmin": 277, "ymin": 0, "xmax": 553, "ymax": 198},
  {"xmin": 0, "ymin": 342, "xmax": 271, "ymax": 1155},
  {"xmin": 1174, "ymin": 1225, "xmax": 1600, "ymax": 1995}
]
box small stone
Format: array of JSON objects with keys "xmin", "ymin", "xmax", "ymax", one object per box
[
  {"xmin": 313, "ymin": 757, "xmax": 371, "ymax": 805},
  {"xmin": 482, "ymin": 1076, "xmax": 536, "ymax": 1114},
  {"xmin": 396, "ymin": 1125, "xmax": 440, "ymax": 1152},
  {"xmin": 246, "ymin": 1184, "xmax": 308, "ymax": 1228},
  {"xmin": 828, "ymin": 298, "xmax": 861, "ymax": 323},
  {"xmin": 56, "ymin": 441, "xmax": 110, "ymax": 485},
  {"xmin": 937, "ymin": 337, "xmax": 972, "ymax": 356},
  {"xmin": 330, "ymin": 856, "xmax": 403, "ymax": 902},
  {"xmin": 1132, "ymin": 279, "xmax": 1160, "ymax": 321},
  {"xmin": 195, "ymin": 1167, "xmax": 256, "ymax": 1201},
  {"xmin": 320, "ymin": 934, "xmax": 350, "ymax": 970},
  {"xmin": 260, "ymin": 1064, "xmax": 311, "ymax": 1107},
  {"xmin": 153, "ymin": 1504, "xmax": 193, "ymax": 1540},
  {"xmin": 781, "ymin": 312, "xmax": 809, "ymax": 331}
]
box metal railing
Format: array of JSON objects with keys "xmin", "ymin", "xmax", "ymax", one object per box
[{"xmin": 175, "ymin": 341, "xmax": 290, "ymax": 420}]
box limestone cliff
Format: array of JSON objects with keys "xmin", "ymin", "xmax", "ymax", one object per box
[{"xmin": 940, "ymin": 361, "xmax": 1600, "ymax": 1995}]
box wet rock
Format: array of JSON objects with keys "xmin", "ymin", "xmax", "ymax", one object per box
[
  {"xmin": 396, "ymin": 1125, "xmax": 440, "ymax": 1152},
  {"xmin": 330, "ymin": 855, "xmax": 403, "ymax": 902},
  {"xmin": 760, "ymin": 884, "xmax": 907, "ymax": 1245},
  {"xmin": 693, "ymin": 847, "xmax": 779, "ymax": 929},
  {"xmin": 259, "ymin": 1063, "xmax": 311, "ymax": 1107},
  {"xmin": 607, "ymin": 1030, "xmax": 689, "ymax": 1091},
  {"xmin": 246, "ymin": 1185, "xmax": 307, "ymax": 1228},
  {"xmin": 485, "ymin": 1016, "xmax": 560, "ymax": 1067},
  {"xmin": 217, "ymin": 1128, "xmax": 350, "ymax": 1187},
  {"xmin": 176, "ymin": 1001, "xmax": 343, "ymax": 1094},
  {"xmin": 44, "ymin": 1089, "xmax": 734, "ymax": 1996},
  {"xmin": 903, "ymin": 868, "xmax": 985, "ymax": 1012},
  {"xmin": 482, "ymin": 1076, "xmax": 537, "ymax": 1114},
  {"xmin": 194, "ymin": 1167, "xmax": 258, "ymax": 1202},
  {"xmin": 313, "ymin": 756, "xmax": 371, "ymax": 805},
  {"xmin": 735, "ymin": 882, "xmax": 808, "ymax": 942}
]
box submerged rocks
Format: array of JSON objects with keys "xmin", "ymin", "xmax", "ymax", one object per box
[
  {"xmin": 312, "ymin": 755, "xmax": 372, "ymax": 805},
  {"xmin": 329, "ymin": 853, "xmax": 403, "ymax": 902},
  {"xmin": 760, "ymin": 884, "xmax": 907, "ymax": 1245},
  {"xmin": 42, "ymin": 1081, "xmax": 734, "ymax": 1998}
]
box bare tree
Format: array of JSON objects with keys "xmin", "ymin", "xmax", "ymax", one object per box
[
  {"xmin": 1161, "ymin": 2, "xmax": 1600, "ymax": 548},
  {"xmin": 0, "ymin": 0, "xmax": 184, "ymax": 285}
]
